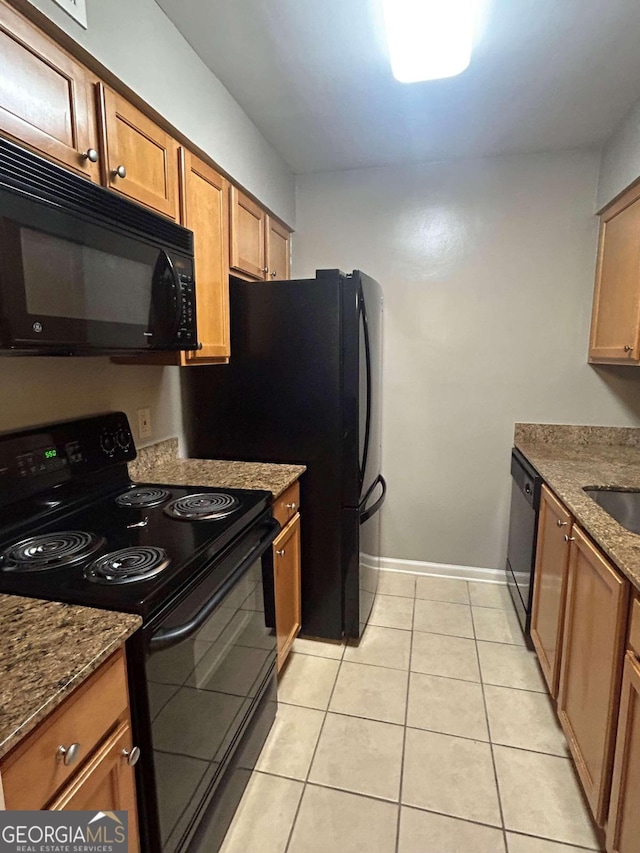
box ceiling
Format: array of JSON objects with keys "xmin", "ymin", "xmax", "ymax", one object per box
[{"xmin": 154, "ymin": 0, "xmax": 640, "ymax": 174}]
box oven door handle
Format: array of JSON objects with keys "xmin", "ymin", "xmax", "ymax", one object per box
[{"xmin": 149, "ymin": 517, "xmax": 281, "ymax": 651}]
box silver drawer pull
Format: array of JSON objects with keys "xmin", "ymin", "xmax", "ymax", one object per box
[
  {"xmin": 57, "ymin": 743, "xmax": 81, "ymax": 766},
  {"xmin": 81, "ymin": 148, "xmax": 99, "ymax": 163},
  {"xmin": 276, "ymin": 548, "xmax": 286, "ymax": 557},
  {"xmin": 624, "ymin": 345, "xmax": 634, "ymax": 353},
  {"xmin": 564, "ymin": 534, "xmax": 576, "ymax": 543},
  {"xmin": 121, "ymin": 746, "xmax": 141, "ymax": 767},
  {"xmin": 286, "ymin": 502, "xmax": 297, "ymax": 511},
  {"xmin": 556, "ymin": 519, "xmax": 568, "ymax": 527},
  {"xmin": 113, "ymin": 164, "xmax": 127, "ymax": 179}
]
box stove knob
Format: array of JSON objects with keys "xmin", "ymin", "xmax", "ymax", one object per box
[
  {"xmin": 100, "ymin": 432, "xmax": 116, "ymax": 456},
  {"xmin": 116, "ymin": 428, "xmax": 131, "ymax": 451}
]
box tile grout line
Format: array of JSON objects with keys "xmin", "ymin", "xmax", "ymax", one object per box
[
  {"xmin": 282, "ymin": 633, "xmax": 345, "ymax": 853},
  {"xmin": 394, "ymin": 576, "xmax": 417, "ymax": 853},
  {"xmin": 469, "ymin": 602, "xmax": 510, "ymax": 853}
]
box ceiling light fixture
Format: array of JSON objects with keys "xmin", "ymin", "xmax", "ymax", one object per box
[{"xmin": 382, "ymin": 0, "xmax": 480, "ymax": 83}]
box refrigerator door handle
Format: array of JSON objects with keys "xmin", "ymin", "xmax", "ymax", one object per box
[
  {"xmin": 359, "ymin": 474, "xmax": 387, "ymax": 524},
  {"xmin": 358, "ymin": 286, "xmax": 373, "ymax": 492}
]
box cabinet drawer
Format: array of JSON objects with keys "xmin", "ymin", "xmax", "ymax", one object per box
[
  {"xmin": 629, "ymin": 597, "xmax": 640, "ymax": 658},
  {"xmin": 1, "ymin": 649, "xmax": 128, "ymax": 809},
  {"xmin": 273, "ymin": 481, "xmax": 300, "ymax": 528}
]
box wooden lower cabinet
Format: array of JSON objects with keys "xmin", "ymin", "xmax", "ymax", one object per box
[
  {"xmin": 0, "ymin": 648, "xmax": 140, "ymax": 851},
  {"xmin": 557, "ymin": 525, "xmax": 630, "ymax": 824},
  {"xmin": 273, "ymin": 512, "xmax": 301, "ymax": 671},
  {"xmin": 50, "ymin": 721, "xmax": 139, "ymax": 853},
  {"xmin": 530, "ymin": 484, "xmax": 572, "ymax": 697},
  {"xmin": 606, "ymin": 651, "xmax": 640, "ymax": 852}
]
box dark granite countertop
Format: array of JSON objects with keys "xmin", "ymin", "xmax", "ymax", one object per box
[
  {"xmin": 129, "ymin": 439, "xmax": 306, "ymax": 499},
  {"xmin": 514, "ymin": 424, "xmax": 640, "ymax": 592},
  {"xmin": 0, "ymin": 596, "xmax": 141, "ymax": 760}
]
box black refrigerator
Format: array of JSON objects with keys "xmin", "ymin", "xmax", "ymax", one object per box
[{"xmin": 182, "ymin": 269, "xmax": 385, "ymax": 641}]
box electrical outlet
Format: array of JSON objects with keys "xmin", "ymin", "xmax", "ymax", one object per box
[{"xmin": 137, "ymin": 408, "xmax": 152, "ymax": 440}]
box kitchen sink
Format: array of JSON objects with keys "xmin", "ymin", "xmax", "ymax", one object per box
[{"xmin": 583, "ymin": 488, "xmax": 640, "ymax": 536}]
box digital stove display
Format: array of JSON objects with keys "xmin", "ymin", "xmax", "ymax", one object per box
[{"xmin": 17, "ymin": 445, "xmax": 67, "ymax": 478}]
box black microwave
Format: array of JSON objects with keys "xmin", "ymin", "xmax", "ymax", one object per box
[{"xmin": 0, "ymin": 136, "xmax": 197, "ymax": 355}]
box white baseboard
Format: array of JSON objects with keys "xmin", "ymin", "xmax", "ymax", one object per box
[{"xmin": 374, "ymin": 555, "xmax": 506, "ymax": 585}]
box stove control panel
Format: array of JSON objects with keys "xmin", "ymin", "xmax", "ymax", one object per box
[{"xmin": 0, "ymin": 412, "xmax": 137, "ymax": 507}]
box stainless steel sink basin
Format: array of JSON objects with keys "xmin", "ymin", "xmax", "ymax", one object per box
[{"xmin": 583, "ymin": 488, "xmax": 640, "ymax": 536}]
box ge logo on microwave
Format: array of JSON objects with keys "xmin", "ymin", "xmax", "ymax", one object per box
[{"xmin": 32, "ymin": 322, "xmax": 43, "ymax": 333}]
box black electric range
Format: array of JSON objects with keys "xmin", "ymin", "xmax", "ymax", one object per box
[{"xmin": 0, "ymin": 412, "xmax": 281, "ymax": 853}]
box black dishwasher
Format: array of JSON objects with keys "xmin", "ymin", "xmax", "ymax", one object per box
[{"xmin": 506, "ymin": 448, "xmax": 542, "ymax": 642}]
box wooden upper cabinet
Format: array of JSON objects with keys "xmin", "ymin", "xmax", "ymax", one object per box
[
  {"xmin": 607, "ymin": 650, "xmax": 640, "ymax": 853},
  {"xmin": 230, "ymin": 186, "xmax": 267, "ymax": 279},
  {"xmin": 557, "ymin": 525, "xmax": 630, "ymax": 824},
  {"xmin": 530, "ymin": 485, "xmax": 572, "ymax": 698},
  {"xmin": 266, "ymin": 216, "xmax": 291, "ymax": 281},
  {"xmin": 97, "ymin": 83, "xmax": 179, "ymax": 219},
  {"xmin": 180, "ymin": 148, "xmax": 230, "ymax": 361},
  {"xmin": 0, "ymin": 0, "xmax": 100, "ymax": 180},
  {"xmin": 590, "ymin": 185, "xmax": 640, "ymax": 364}
]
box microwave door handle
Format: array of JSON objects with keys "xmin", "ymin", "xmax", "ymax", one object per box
[{"xmin": 149, "ymin": 518, "xmax": 281, "ymax": 650}]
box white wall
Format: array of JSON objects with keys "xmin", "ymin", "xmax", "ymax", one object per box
[
  {"xmin": 0, "ymin": 0, "xmax": 295, "ymax": 447},
  {"xmin": 598, "ymin": 95, "xmax": 640, "ymax": 211},
  {"xmin": 294, "ymin": 150, "xmax": 640, "ymax": 570}
]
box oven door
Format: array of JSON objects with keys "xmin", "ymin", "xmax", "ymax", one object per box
[
  {"xmin": 0, "ymin": 189, "xmax": 196, "ymax": 353},
  {"xmin": 141, "ymin": 516, "xmax": 279, "ymax": 853}
]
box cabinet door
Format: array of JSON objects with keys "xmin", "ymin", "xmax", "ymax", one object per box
[
  {"xmin": 606, "ymin": 652, "xmax": 640, "ymax": 853},
  {"xmin": 530, "ymin": 485, "xmax": 572, "ymax": 697},
  {"xmin": 273, "ymin": 513, "xmax": 301, "ymax": 671},
  {"xmin": 230, "ymin": 186, "xmax": 266, "ymax": 280},
  {"xmin": 180, "ymin": 149, "xmax": 230, "ymax": 361},
  {"xmin": 266, "ymin": 216, "xmax": 291, "ymax": 281},
  {"xmin": 98, "ymin": 83, "xmax": 178, "ymax": 219},
  {"xmin": 50, "ymin": 721, "xmax": 139, "ymax": 853},
  {"xmin": 557, "ymin": 525, "xmax": 629, "ymax": 823},
  {"xmin": 590, "ymin": 190, "xmax": 640, "ymax": 363},
  {"xmin": 0, "ymin": 0, "xmax": 99, "ymax": 180}
]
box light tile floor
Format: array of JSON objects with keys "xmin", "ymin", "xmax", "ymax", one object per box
[{"xmin": 220, "ymin": 572, "xmax": 604, "ymax": 853}]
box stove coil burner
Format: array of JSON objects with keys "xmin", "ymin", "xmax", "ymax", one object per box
[
  {"xmin": 85, "ymin": 546, "xmax": 171, "ymax": 585},
  {"xmin": 1, "ymin": 531, "xmax": 105, "ymax": 573},
  {"xmin": 164, "ymin": 492, "xmax": 240, "ymax": 521},
  {"xmin": 116, "ymin": 487, "xmax": 171, "ymax": 508}
]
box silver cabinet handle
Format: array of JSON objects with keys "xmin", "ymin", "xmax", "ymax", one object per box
[
  {"xmin": 556, "ymin": 519, "xmax": 568, "ymax": 527},
  {"xmin": 276, "ymin": 548, "xmax": 286, "ymax": 557},
  {"xmin": 270, "ymin": 270, "xmax": 277, "ymax": 277},
  {"xmin": 121, "ymin": 746, "xmax": 141, "ymax": 767},
  {"xmin": 57, "ymin": 743, "xmax": 81, "ymax": 766},
  {"xmin": 261, "ymin": 266, "xmax": 269, "ymax": 274},
  {"xmin": 81, "ymin": 148, "xmax": 99, "ymax": 163},
  {"xmin": 113, "ymin": 165, "xmax": 127, "ymax": 179},
  {"xmin": 286, "ymin": 502, "xmax": 297, "ymax": 511},
  {"xmin": 625, "ymin": 345, "xmax": 634, "ymax": 352},
  {"xmin": 564, "ymin": 534, "xmax": 575, "ymax": 542}
]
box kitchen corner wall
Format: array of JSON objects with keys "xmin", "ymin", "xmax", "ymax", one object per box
[
  {"xmin": 293, "ymin": 149, "xmax": 640, "ymax": 571},
  {"xmin": 0, "ymin": 0, "xmax": 295, "ymax": 448},
  {"xmin": 598, "ymin": 94, "xmax": 640, "ymax": 211}
]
